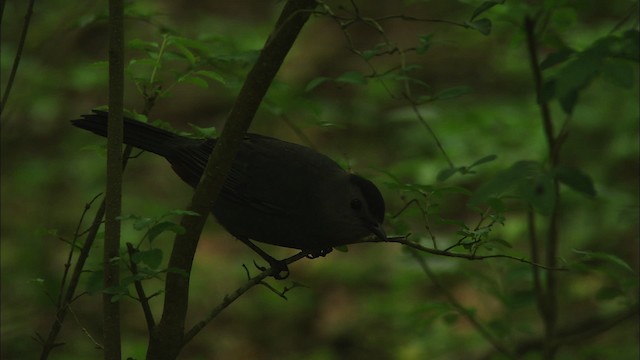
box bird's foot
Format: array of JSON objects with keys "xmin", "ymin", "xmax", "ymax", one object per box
[
  {"xmin": 254, "ymin": 258, "xmax": 290, "ymax": 280},
  {"xmin": 306, "ymin": 247, "xmax": 333, "ymax": 259}
]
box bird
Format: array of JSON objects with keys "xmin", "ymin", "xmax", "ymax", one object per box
[{"xmin": 72, "ymin": 110, "xmax": 386, "ymax": 277}]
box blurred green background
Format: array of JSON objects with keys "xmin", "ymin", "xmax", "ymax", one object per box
[{"xmin": 1, "ymin": 0, "xmax": 638, "ymax": 359}]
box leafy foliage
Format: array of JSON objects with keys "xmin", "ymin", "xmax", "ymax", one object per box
[{"xmin": 540, "ymin": 29, "xmax": 639, "ymax": 114}]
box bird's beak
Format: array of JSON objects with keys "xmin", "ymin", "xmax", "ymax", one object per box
[{"xmin": 371, "ymin": 223, "xmax": 387, "ymax": 241}]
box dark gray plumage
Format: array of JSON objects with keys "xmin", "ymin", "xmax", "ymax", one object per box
[{"xmin": 72, "ymin": 111, "xmax": 386, "ymax": 270}]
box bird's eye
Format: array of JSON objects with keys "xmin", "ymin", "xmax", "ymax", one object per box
[{"xmin": 350, "ymin": 199, "xmax": 362, "ymax": 210}]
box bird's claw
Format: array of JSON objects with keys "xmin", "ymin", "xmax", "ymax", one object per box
[
  {"xmin": 253, "ymin": 259, "xmax": 290, "ymax": 280},
  {"xmin": 306, "ymin": 248, "xmax": 333, "ymax": 259}
]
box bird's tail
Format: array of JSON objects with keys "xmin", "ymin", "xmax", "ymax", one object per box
[{"xmin": 71, "ymin": 110, "xmax": 183, "ymax": 157}]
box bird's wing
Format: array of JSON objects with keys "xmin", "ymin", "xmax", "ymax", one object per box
[
  {"xmin": 171, "ymin": 135, "xmax": 293, "ymax": 216},
  {"xmin": 221, "ymin": 135, "xmax": 306, "ymax": 216}
]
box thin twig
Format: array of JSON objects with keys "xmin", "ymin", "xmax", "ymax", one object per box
[
  {"xmin": 126, "ymin": 243, "xmax": 156, "ymax": 332},
  {"xmin": 312, "ymin": 9, "xmax": 468, "ymax": 30},
  {"xmin": 405, "ymin": 94, "xmax": 455, "ymax": 168},
  {"xmin": 57, "ymin": 193, "xmax": 102, "ymax": 308},
  {"xmin": 182, "ymin": 250, "xmax": 311, "ymax": 344},
  {"xmin": 443, "ymin": 207, "xmax": 500, "ymax": 253},
  {"xmin": 527, "ymin": 207, "xmax": 546, "ymax": 318},
  {"xmin": 370, "ymin": 14, "xmax": 469, "ymax": 29},
  {"xmin": 1, "ymin": 0, "xmax": 36, "ymax": 115},
  {"xmin": 367, "ymin": 236, "xmax": 568, "ymax": 271},
  {"xmin": 68, "ymin": 304, "xmax": 104, "ymax": 350},
  {"xmin": 608, "ymin": 2, "xmax": 639, "ymax": 34},
  {"xmin": 391, "ymin": 196, "xmax": 439, "ymax": 249}
]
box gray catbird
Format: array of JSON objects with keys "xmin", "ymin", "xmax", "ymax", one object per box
[{"xmin": 72, "ymin": 111, "xmax": 386, "ymax": 276}]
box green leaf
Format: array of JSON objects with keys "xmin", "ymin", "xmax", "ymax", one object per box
[
  {"xmin": 416, "ymin": 34, "xmax": 435, "ymax": 54},
  {"xmin": 104, "ymin": 285, "xmax": 129, "ymax": 302},
  {"xmin": 601, "ymin": 59, "xmax": 635, "ymax": 89},
  {"xmin": 485, "ymin": 238, "xmax": 512, "ymax": 249},
  {"xmin": 517, "ymin": 171, "xmax": 556, "ymax": 216},
  {"xmin": 470, "ymin": 1, "xmax": 504, "ymax": 22},
  {"xmin": 90, "ymin": 60, "xmax": 109, "ymax": 69},
  {"xmin": 128, "ymin": 58, "xmax": 157, "ymax": 68},
  {"xmin": 361, "ymin": 43, "xmax": 389, "ymax": 60},
  {"xmin": 553, "ymin": 52, "xmax": 602, "ymax": 99},
  {"xmin": 596, "ymin": 286, "xmax": 624, "ymax": 301},
  {"xmin": 437, "ymin": 155, "xmax": 496, "ymax": 182},
  {"xmin": 470, "ymin": 154, "xmax": 498, "ymax": 168},
  {"xmin": 147, "ymin": 221, "xmax": 185, "ymax": 242},
  {"xmin": 194, "ymin": 70, "xmax": 226, "ymax": 85},
  {"xmin": 435, "ymin": 217, "xmax": 466, "ymax": 227},
  {"xmin": 540, "ymin": 47, "xmax": 576, "ymax": 70},
  {"xmin": 572, "ymin": 249, "xmax": 634, "ymax": 273},
  {"xmin": 539, "ymin": 79, "xmax": 556, "ymax": 103},
  {"xmin": 487, "ymin": 197, "xmax": 505, "ymax": 213},
  {"xmin": 555, "ymin": 166, "xmax": 596, "ymax": 197},
  {"xmin": 436, "ymin": 167, "xmax": 460, "ymax": 182},
  {"xmin": 122, "ymin": 274, "xmax": 148, "ymax": 286},
  {"xmin": 169, "ymin": 35, "xmax": 211, "ymax": 54},
  {"xmin": 188, "ymin": 123, "xmax": 218, "ymax": 138},
  {"xmin": 305, "ymin": 76, "xmax": 329, "ymax": 92},
  {"xmin": 549, "ymin": 7, "xmax": 578, "ymax": 30},
  {"xmin": 336, "ymin": 71, "xmax": 368, "ymax": 85},
  {"xmin": 466, "ymin": 18, "xmax": 492, "ymax": 35},
  {"xmin": 559, "ymin": 89, "xmax": 579, "ymax": 115},
  {"xmin": 179, "ymin": 75, "xmax": 209, "ymax": 88},
  {"xmin": 172, "ymin": 42, "xmax": 197, "ymax": 65},
  {"xmin": 133, "ymin": 216, "xmax": 153, "ymax": 231},
  {"xmin": 361, "ymin": 49, "xmax": 376, "ymax": 61},
  {"xmin": 132, "ymin": 248, "xmax": 163, "ymax": 269},
  {"xmin": 316, "ymin": 121, "xmax": 346, "ymax": 129},
  {"xmin": 433, "ymin": 85, "xmax": 473, "ymax": 100},
  {"xmin": 619, "ymin": 30, "xmax": 639, "ymax": 60},
  {"xmin": 166, "ymin": 209, "xmax": 201, "ymax": 217},
  {"xmin": 128, "ymin": 39, "xmax": 158, "ymax": 51},
  {"xmin": 436, "ymin": 186, "xmax": 472, "ymax": 196},
  {"xmin": 471, "ymin": 161, "xmax": 539, "ymax": 205},
  {"xmin": 442, "ymin": 312, "xmax": 460, "ymax": 325}
]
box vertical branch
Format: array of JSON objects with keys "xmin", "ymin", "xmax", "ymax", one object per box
[
  {"xmin": 104, "ymin": 0, "xmax": 125, "ymax": 358},
  {"xmin": 524, "ymin": 16, "xmax": 561, "ymax": 359},
  {"xmin": 527, "ymin": 207, "xmax": 546, "ymax": 316},
  {"xmin": 524, "ymin": 17, "xmax": 555, "ymax": 155},
  {"xmin": 146, "ymin": 1, "xmax": 318, "ymax": 359},
  {"xmin": 545, "ymin": 181, "xmax": 561, "ymax": 356}
]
